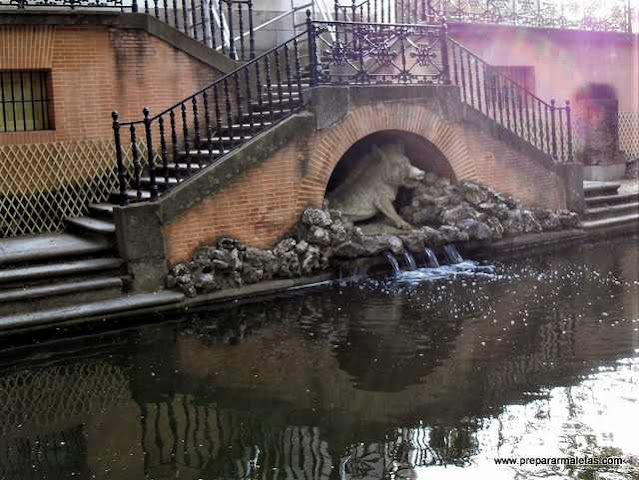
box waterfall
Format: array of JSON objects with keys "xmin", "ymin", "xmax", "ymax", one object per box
[
  {"xmin": 403, "ymin": 251, "xmax": 417, "ymax": 271},
  {"xmin": 384, "ymin": 251, "xmax": 402, "ymax": 275},
  {"xmin": 443, "ymin": 244, "xmax": 464, "ymax": 264},
  {"xmin": 423, "ymin": 248, "xmax": 440, "ymax": 268}
]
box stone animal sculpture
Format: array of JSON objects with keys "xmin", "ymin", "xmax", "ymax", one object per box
[{"xmin": 328, "ymin": 142, "xmax": 425, "ymax": 229}]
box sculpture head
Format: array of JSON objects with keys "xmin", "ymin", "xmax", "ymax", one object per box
[{"xmin": 372, "ymin": 143, "xmax": 425, "ymax": 187}]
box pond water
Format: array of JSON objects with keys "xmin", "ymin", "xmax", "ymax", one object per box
[{"xmin": 1, "ymin": 237, "xmax": 638, "ymax": 480}]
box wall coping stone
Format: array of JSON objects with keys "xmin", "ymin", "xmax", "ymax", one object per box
[{"xmin": 0, "ymin": 11, "xmax": 238, "ymax": 74}]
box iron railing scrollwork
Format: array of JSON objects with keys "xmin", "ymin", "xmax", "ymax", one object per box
[
  {"xmin": 409, "ymin": 0, "xmax": 633, "ymax": 33},
  {"xmin": 307, "ymin": 18, "xmax": 450, "ymax": 85},
  {"xmin": 332, "ymin": 0, "xmax": 633, "ymax": 33},
  {"xmin": 112, "ymin": 16, "xmax": 574, "ymax": 207},
  {"xmin": 2, "ymin": 0, "xmax": 132, "ymax": 10},
  {"xmin": 111, "ymin": 32, "xmax": 308, "ymax": 205}
]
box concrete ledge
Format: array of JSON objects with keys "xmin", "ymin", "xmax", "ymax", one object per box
[
  {"xmin": 181, "ymin": 273, "xmax": 335, "ymax": 310},
  {"xmin": 0, "ymin": 11, "xmax": 237, "ymax": 74},
  {"xmin": 583, "ymin": 164, "xmax": 627, "ymax": 181},
  {"xmin": 462, "ymin": 228, "xmax": 587, "ymax": 258},
  {"xmin": 0, "ymin": 227, "xmax": 624, "ymax": 336},
  {"xmin": 0, "ymin": 291, "xmax": 184, "ymax": 334}
]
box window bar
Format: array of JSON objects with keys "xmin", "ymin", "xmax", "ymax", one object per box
[
  {"xmin": 29, "ymin": 72, "xmax": 36, "ymax": 131},
  {"xmin": 0, "ymin": 73, "xmax": 7, "ymax": 132},
  {"xmin": 10, "ymin": 71, "xmax": 18, "ymax": 132}
]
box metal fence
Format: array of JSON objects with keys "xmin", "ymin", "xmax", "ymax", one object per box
[
  {"xmin": 618, "ymin": 111, "xmax": 639, "ymax": 160},
  {"xmin": 0, "ymin": 139, "xmax": 144, "ymax": 237}
]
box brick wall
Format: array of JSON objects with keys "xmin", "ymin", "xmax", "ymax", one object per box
[
  {"xmin": 164, "ymin": 101, "xmax": 565, "ymax": 265},
  {"xmin": 0, "ymin": 24, "xmax": 222, "ymax": 145}
]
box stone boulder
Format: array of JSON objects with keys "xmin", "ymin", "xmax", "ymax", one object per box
[
  {"xmin": 457, "ymin": 218, "xmax": 492, "ymax": 241},
  {"xmin": 441, "ymin": 204, "xmax": 479, "ymax": 226}
]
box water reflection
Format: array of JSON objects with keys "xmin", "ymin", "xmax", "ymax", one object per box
[{"xmin": 0, "ymin": 237, "xmax": 637, "ymax": 479}]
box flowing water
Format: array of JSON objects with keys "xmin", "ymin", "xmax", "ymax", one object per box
[
  {"xmin": 423, "ymin": 247, "xmax": 440, "ymax": 268},
  {"xmin": 403, "ymin": 251, "xmax": 418, "ymax": 271},
  {"xmin": 384, "ymin": 251, "xmax": 402, "ymax": 275},
  {"xmin": 0, "ymin": 237, "xmax": 638, "ymax": 480},
  {"xmin": 443, "ymin": 244, "xmax": 464, "ymax": 264}
]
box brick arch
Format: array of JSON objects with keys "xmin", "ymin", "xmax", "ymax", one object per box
[{"xmin": 296, "ymin": 102, "xmax": 477, "ymax": 209}]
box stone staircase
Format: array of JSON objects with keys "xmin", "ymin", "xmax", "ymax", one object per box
[
  {"xmin": 0, "ymin": 230, "xmax": 183, "ymax": 329},
  {"xmin": 72, "ymin": 83, "xmax": 309, "ymax": 231},
  {"xmin": 581, "ymin": 181, "xmax": 639, "ymax": 236}
]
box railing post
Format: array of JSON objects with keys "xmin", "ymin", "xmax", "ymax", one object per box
[
  {"xmin": 306, "ymin": 10, "xmax": 318, "ymax": 87},
  {"xmin": 565, "ymin": 100, "xmax": 573, "ymax": 162},
  {"xmin": 550, "ymin": 98, "xmax": 557, "ymax": 159},
  {"xmin": 247, "ymin": 0, "xmax": 256, "ymax": 59},
  {"xmin": 227, "ymin": 0, "xmax": 236, "ymax": 60},
  {"xmin": 111, "ymin": 112, "xmax": 129, "ymax": 207},
  {"xmin": 440, "ymin": 18, "xmax": 450, "ymax": 85},
  {"xmin": 131, "ymin": 0, "xmax": 138, "ymax": 12},
  {"xmin": 143, "ymin": 107, "xmax": 159, "ymax": 201}
]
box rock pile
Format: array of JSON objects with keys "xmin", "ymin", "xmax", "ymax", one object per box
[
  {"xmin": 400, "ymin": 173, "xmax": 579, "ymax": 245},
  {"xmin": 167, "ymin": 174, "xmax": 580, "ymax": 296}
]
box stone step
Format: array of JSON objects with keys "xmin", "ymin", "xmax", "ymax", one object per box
[
  {"xmin": 0, "ymin": 276, "xmax": 124, "ymax": 303},
  {"xmin": 66, "ymin": 216, "xmax": 116, "ymax": 237},
  {"xmin": 583, "ymin": 181, "xmax": 621, "ymax": 198},
  {"xmin": 0, "ymin": 233, "xmax": 113, "ymax": 268},
  {"xmin": 0, "ymin": 257, "xmax": 123, "ymax": 286},
  {"xmin": 88, "ymin": 202, "xmax": 115, "ymax": 220},
  {"xmin": 177, "ymin": 148, "xmax": 231, "ymax": 158},
  {"xmin": 581, "ymin": 212, "xmax": 639, "ymax": 232},
  {"xmin": 585, "ymin": 192, "xmax": 639, "ymax": 208},
  {"xmin": 217, "ymin": 119, "xmax": 274, "ymax": 132},
  {"xmin": 197, "ymin": 135, "xmax": 253, "ymax": 147},
  {"xmin": 584, "ymin": 202, "xmax": 639, "ymax": 221},
  {"xmin": 0, "ymin": 291, "xmax": 185, "ymax": 333},
  {"xmin": 0, "ymin": 276, "xmax": 127, "ymax": 316},
  {"xmin": 163, "ymin": 162, "xmax": 205, "ymax": 173},
  {"xmin": 140, "ymin": 176, "xmax": 180, "ymax": 189},
  {"xmin": 249, "ymin": 98, "xmax": 301, "ymax": 111},
  {"xmin": 109, "ymin": 189, "xmax": 153, "ymax": 204}
]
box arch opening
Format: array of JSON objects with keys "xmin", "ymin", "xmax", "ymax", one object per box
[{"xmin": 324, "ymin": 130, "xmax": 457, "ymax": 227}]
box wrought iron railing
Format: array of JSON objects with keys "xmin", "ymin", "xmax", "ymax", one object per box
[
  {"xmin": 126, "ymin": 0, "xmax": 257, "ymax": 60},
  {"xmin": 2, "ymin": 0, "xmax": 256, "ymax": 61},
  {"xmin": 446, "ymin": 37, "xmax": 573, "ymax": 162},
  {"xmin": 434, "ymin": 0, "xmax": 633, "ymax": 33},
  {"xmin": 308, "ymin": 19, "xmax": 448, "ymax": 85},
  {"xmin": 1, "ymin": 0, "xmax": 132, "ymax": 9},
  {"xmin": 333, "ymin": 0, "xmax": 634, "ymax": 33},
  {"xmin": 111, "ymin": 32, "xmax": 308, "ymax": 205},
  {"xmin": 111, "ymin": 16, "xmax": 573, "ymax": 207},
  {"xmin": 334, "ymin": 0, "xmax": 395, "ymax": 23},
  {"xmin": 307, "ymin": 18, "xmax": 572, "ymax": 162}
]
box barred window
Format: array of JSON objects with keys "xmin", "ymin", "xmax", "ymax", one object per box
[{"xmin": 0, "ymin": 70, "xmax": 53, "ymax": 133}]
